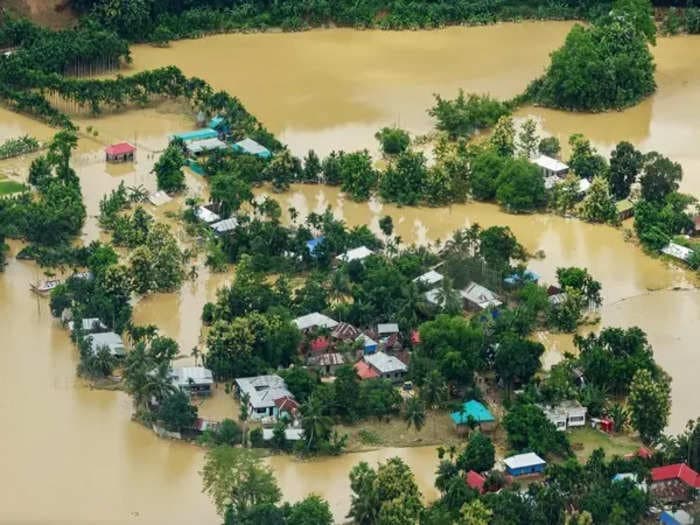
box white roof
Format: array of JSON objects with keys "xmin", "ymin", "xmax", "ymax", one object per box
[
  {"xmin": 413, "ymin": 270, "xmax": 444, "ymax": 285},
  {"xmin": 186, "ymin": 138, "xmax": 228, "ymax": 155},
  {"xmin": 461, "ymin": 282, "xmax": 502, "ymax": 309},
  {"xmin": 69, "ymin": 318, "xmax": 107, "ymax": 333},
  {"xmin": 249, "ymin": 387, "xmax": 293, "ymax": 409},
  {"xmin": 196, "ymin": 206, "xmax": 221, "ymax": 224},
  {"xmin": 377, "ymin": 323, "xmax": 399, "ymax": 334},
  {"xmin": 235, "ymin": 138, "xmax": 269, "ymax": 156},
  {"xmin": 171, "ymin": 366, "xmax": 214, "ymax": 388},
  {"xmin": 210, "ymin": 217, "xmax": 238, "ymax": 233},
  {"xmin": 293, "ymin": 312, "xmax": 338, "ymax": 331},
  {"xmin": 337, "ymin": 246, "xmax": 373, "ymax": 262},
  {"xmin": 578, "ymin": 178, "xmax": 591, "ymax": 193},
  {"xmin": 148, "ymin": 190, "xmax": 172, "ymax": 207},
  {"xmin": 356, "ymin": 333, "xmax": 377, "ymax": 347},
  {"xmin": 664, "ymin": 510, "xmax": 693, "ymax": 525},
  {"xmin": 364, "ymin": 351, "xmax": 407, "ymax": 374},
  {"xmin": 425, "ymin": 288, "xmax": 443, "ymax": 306},
  {"xmin": 235, "ymin": 374, "xmax": 286, "ymax": 397},
  {"xmin": 89, "ymin": 332, "xmax": 125, "ymax": 357},
  {"xmin": 503, "ymin": 452, "xmax": 546, "ymax": 470},
  {"xmin": 544, "ymin": 175, "xmax": 559, "ymax": 190},
  {"xmin": 262, "ymin": 427, "xmax": 304, "ymax": 441},
  {"xmin": 661, "ymin": 242, "xmax": 694, "ymax": 262},
  {"xmin": 534, "ymin": 154, "xmax": 568, "ymax": 173}
]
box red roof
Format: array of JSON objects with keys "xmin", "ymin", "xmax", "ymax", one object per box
[
  {"xmin": 637, "ymin": 447, "xmax": 653, "ymax": 459},
  {"xmin": 310, "ymin": 337, "xmax": 330, "ymax": 353},
  {"xmin": 105, "ymin": 142, "xmax": 135, "ymax": 155},
  {"xmin": 354, "ymin": 360, "xmax": 379, "ymax": 380},
  {"xmin": 411, "ymin": 330, "xmax": 420, "ymax": 345},
  {"xmin": 274, "ymin": 396, "xmax": 299, "ymax": 412},
  {"xmin": 651, "ymin": 463, "xmax": 700, "ymax": 488},
  {"xmin": 466, "ymin": 470, "xmax": 486, "ymax": 493}
]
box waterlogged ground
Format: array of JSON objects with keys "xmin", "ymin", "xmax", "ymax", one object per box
[{"xmin": 1, "ymin": 22, "xmax": 699, "ymax": 523}]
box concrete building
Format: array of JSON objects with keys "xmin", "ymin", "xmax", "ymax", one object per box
[
  {"xmin": 533, "ymin": 155, "xmax": 569, "ymax": 178},
  {"xmin": 170, "ymin": 366, "xmax": 214, "ymax": 396},
  {"xmin": 503, "ymin": 452, "xmax": 546, "ymax": 477},
  {"xmin": 537, "ymin": 400, "xmax": 587, "ymax": 430},
  {"xmin": 88, "ymin": 332, "xmax": 126, "ymax": 357},
  {"xmin": 234, "ymin": 375, "xmax": 295, "ymax": 421}
]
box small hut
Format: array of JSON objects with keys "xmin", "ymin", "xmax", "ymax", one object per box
[{"xmin": 105, "ymin": 142, "xmax": 135, "ymax": 163}]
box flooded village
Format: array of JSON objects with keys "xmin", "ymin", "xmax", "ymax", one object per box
[{"xmin": 1, "ymin": 2, "xmax": 700, "ymax": 524}]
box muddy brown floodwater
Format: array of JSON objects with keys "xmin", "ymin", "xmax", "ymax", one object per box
[{"xmin": 0, "ymin": 22, "xmax": 699, "ymax": 524}]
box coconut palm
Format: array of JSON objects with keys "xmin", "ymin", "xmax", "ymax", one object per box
[
  {"xmin": 434, "ymin": 277, "xmax": 462, "ymax": 315},
  {"xmin": 300, "ymin": 396, "xmax": 333, "ymax": 452},
  {"xmin": 191, "ymin": 346, "xmax": 201, "ymax": 367},
  {"xmin": 404, "ymin": 396, "xmax": 426, "ymax": 432},
  {"xmin": 421, "ymin": 369, "xmax": 448, "ymax": 409}
]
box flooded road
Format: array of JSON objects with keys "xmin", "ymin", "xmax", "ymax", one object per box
[{"xmin": 1, "ymin": 22, "xmax": 699, "ymax": 523}]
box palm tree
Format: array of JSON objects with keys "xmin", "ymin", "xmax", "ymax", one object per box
[
  {"xmin": 404, "ymin": 396, "xmax": 426, "ymax": 432},
  {"xmin": 300, "ymin": 396, "xmax": 333, "ymax": 453},
  {"xmin": 190, "ymin": 346, "xmax": 201, "ymax": 367},
  {"xmin": 434, "ymin": 277, "xmax": 462, "ymax": 315},
  {"xmin": 421, "ymin": 370, "xmax": 448, "ymax": 409}
]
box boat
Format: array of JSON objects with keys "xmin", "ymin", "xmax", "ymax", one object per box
[{"xmin": 30, "ymin": 279, "xmax": 62, "ymax": 295}]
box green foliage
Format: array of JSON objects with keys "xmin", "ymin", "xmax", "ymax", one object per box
[
  {"xmin": 375, "ymin": 127, "xmax": 410, "ymax": 155},
  {"xmin": 0, "ymin": 135, "xmax": 39, "ymax": 159},
  {"xmin": 156, "ymin": 390, "xmax": 198, "ymax": 432},
  {"xmin": 338, "ymin": 150, "xmax": 378, "ymax": 201},
  {"xmin": 404, "ymin": 397, "xmax": 426, "ymax": 432},
  {"xmin": 129, "ymin": 223, "xmax": 185, "ymax": 294},
  {"xmin": 265, "ymin": 150, "xmax": 301, "ymax": 192},
  {"xmin": 495, "ymin": 158, "xmax": 546, "ymax": 212},
  {"xmin": 608, "ymin": 141, "xmax": 643, "ymax": 199},
  {"xmin": 153, "ymin": 143, "xmax": 186, "ymax": 193},
  {"xmin": 210, "ymin": 172, "xmax": 253, "ymax": 217},
  {"xmin": 634, "ymin": 194, "xmax": 694, "ymax": 251},
  {"xmin": 494, "ymin": 335, "xmax": 544, "ymax": 393},
  {"xmin": 538, "ymin": 136, "xmax": 561, "ymax": 158},
  {"xmin": 640, "ymin": 152, "xmax": 682, "ymax": 203},
  {"xmin": 469, "ymin": 149, "xmax": 507, "ymax": 201},
  {"xmin": 380, "ymin": 150, "xmax": 428, "ymax": 206},
  {"xmin": 628, "ymin": 368, "xmax": 670, "ymax": 443},
  {"xmin": 568, "ymin": 134, "xmax": 607, "ymax": 180},
  {"xmin": 578, "ymin": 176, "xmax": 617, "ymax": 224},
  {"xmin": 503, "ymin": 402, "xmax": 571, "ymax": 457},
  {"xmin": 556, "ymin": 266, "xmax": 602, "ymax": 307},
  {"xmin": 489, "ymin": 116, "xmax": 516, "ymax": 158},
  {"xmin": 456, "ymin": 431, "xmax": 495, "ymax": 472},
  {"xmin": 286, "ymin": 494, "xmax": 333, "ymax": 525},
  {"xmin": 478, "ymin": 225, "xmax": 526, "ymax": 273},
  {"xmin": 429, "ymin": 91, "xmax": 510, "ymax": 139}
]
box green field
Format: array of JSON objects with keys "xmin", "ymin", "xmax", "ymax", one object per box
[{"xmin": 0, "ymin": 180, "xmax": 26, "ymax": 195}]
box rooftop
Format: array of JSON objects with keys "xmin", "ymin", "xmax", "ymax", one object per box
[
  {"xmin": 533, "ymin": 154, "xmax": 568, "ymax": 173},
  {"xmin": 651, "ymin": 463, "xmax": 700, "ymax": 488},
  {"xmin": 661, "ymin": 242, "xmax": 694, "ymax": 262},
  {"xmin": 172, "ymin": 128, "xmax": 218, "ymax": 142},
  {"xmin": 88, "ymin": 332, "xmax": 125, "ymax": 356},
  {"xmin": 331, "ymin": 322, "xmax": 361, "ymax": 340},
  {"xmin": 337, "ymin": 246, "xmax": 373, "ymax": 263},
  {"xmin": 293, "ymin": 312, "xmax": 338, "ymax": 331},
  {"xmin": 233, "ymin": 138, "xmax": 271, "ymax": 157},
  {"xmin": 171, "ymin": 366, "xmax": 214, "ymax": 388},
  {"xmin": 210, "ymin": 217, "xmax": 238, "ymax": 233},
  {"xmin": 503, "ymin": 452, "xmax": 546, "ymax": 470},
  {"xmin": 413, "ymin": 270, "xmax": 444, "ymax": 286},
  {"xmin": 377, "ymin": 323, "xmax": 399, "ymax": 334},
  {"xmin": 196, "ymin": 206, "xmax": 221, "ymax": 224},
  {"xmin": 186, "ymin": 137, "xmax": 228, "ymax": 155},
  {"xmin": 466, "ymin": 470, "xmax": 486, "ymax": 492},
  {"xmin": 105, "ymin": 142, "xmax": 135, "ymax": 156},
  {"xmin": 450, "ymin": 400, "xmax": 495, "ymax": 425},
  {"xmin": 461, "ymin": 282, "xmax": 502, "ymax": 309},
  {"xmin": 363, "ymin": 351, "xmax": 407, "ymax": 374},
  {"xmin": 312, "ymin": 352, "xmax": 345, "ymax": 366},
  {"xmin": 148, "ymin": 190, "xmax": 171, "ymax": 207},
  {"xmin": 235, "ymin": 374, "xmax": 286, "ymax": 396},
  {"xmin": 354, "ymin": 360, "xmax": 380, "ymax": 380}
]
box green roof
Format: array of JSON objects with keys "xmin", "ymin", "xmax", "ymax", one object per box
[
  {"xmin": 615, "ymin": 199, "xmax": 634, "ymax": 212},
  {"xmin": 451, "ymin": 400, "xmax": 495, "ymax": 425}
]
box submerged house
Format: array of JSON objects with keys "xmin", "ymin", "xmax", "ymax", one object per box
[
  {"xmin": 170, "ymin": 366, "xmax": 214, "ymax": 396},
  {"xmin": 461, "ymin": 282, "xmax": 502, "ymax": 311},
  {"xmin": 88, "ymin": 332, "xmax": 126, "ymax": 357},
  {"xmin": 69, "ymin": 317, "xmax": 107, "ymax": 334},
  {"xmin": 534, "ymin": 155, "xmax": 569, "ymax": 178},
  {"xmin": 450, "ymin": 400, "xmax": 496, "ymax": 433},
  {"xmin": 210, "ymin": 217, "xmax": 238, "ymax": 234},
  {"xmin": 184, "ymin": 137, "xmax": 228, "ymax": 156},
  {"xmin": 616, "ymin": 198, "xmax": 635, "ymax": 221},
  {"xmin": 503, "ymin": 453, "xmax": 546, "ymax": 477},
  {"xmin": 105, "ymin": 142, "xmax": 135, "ymax": 163},
  {"xmin": 233, "ymin": 138, "xmax": 272, "ymax": 159},
  {"xmin": 661, "ymin": 242, "xmax": 694, "ymax": 263}
]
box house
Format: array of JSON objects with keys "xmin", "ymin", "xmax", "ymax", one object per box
[
  {"xmin": 503, "ymin": 452, "xmax": 546, "ymax": 477},
  {"xmin": 356, "ymin": 333, "xmax": 378, "ymax": 354},
  {"xmin": 537, "ymin": 400, "xmax": 587, "ymax": 430},
  {"xmin": 504, "ymin": 269, "xmax": 540, "ymax": 286},
  {"xmin": 306, "ymin": 236, "xmax": 325, "ymax": 257},
  {"xmin": 425, "ymin": 288, "xmax": 444, "ymax": 307},
  {"xmin": 460, "ymin": 282, "xmax": 502, "ymax": 310},
  {"xmin": 651, "ymin": 463, "xmax": 700, "ymax": 502},
  {"xmin": 233, "ymin": 138, "xmax": 272, "ymax": 159},
  {"xmin": 354, "ymin": 359, "xmax": 380, "ymax": 380},
  {"xmin": 148, "ymin": 190, "xmax": 171, "ymax": 207},
  {"xmin": 274, "ymin": 396, "xmax": 300, "ymax": 420},
  {"xmin": 413, "ymin": 270, "xmax": 444, "ymax": 286},
  {"xmin": 336, "ymin": 246, "xmax": 374, "ymax": 263},
  {"xmin": 170, "ymin": 366, "xmax": 214, "ymax": 395},
  {"xmin": 309, "ymin": 337, "xmax": 330, "ymax": 354},
  {"xmin": 262, "ymin": 426, "xmax": 304, "ymax": 442},
  {"xmin": 377, "ymin": 323, "xmax": 399, "ymax": 337},
  {"xmin": 105, "ymin": 142, "xmax": 135, "ymax": 162},
  {"xmin": 331, "ymin": 322, "xmax": 361, "ymax": 342},
  {"xmin": 210, "ymin": 217, "xmax": 238, "ymax": 233},
  {"xmin": 196, "ymin": 206, "xmax": 221, "ymax": 224},
  {"xmin": 172, "ymin": 128, "xmax": 218, "ymax": 142},
  {"xmin": 88, "ymin": 332, "xmax": 126, "ymax": 357},
  {"xmin": 234, "ymin": 375, "xmax": 295, "ymax": 421},
  {"xmin": 660, "ymin": 510, "xmax": 695, "ymax": 525},
  {"xmin": 293, "ymin": 312, "xmax": 338, "ymax": 332},
  {"xmin": 662, "ymin": 242, "xmax": 694, "ymax": 262},
  {"xmin": 450, "ymin": 400, "xmax": 496, "ymax": 433},
  {"xmin": 466, "ymin": 470, "xmax": 486, "ymax": 493},
  {"xmin": 69, "ymin": 318, "xmax": 107, "ymax": 334},
  {"xmin": 616, "ymin": 199, "xmax": 635, "ymax": 221},
  {"xmin": 534, "ymin": 155, "xmax": 569, "ymax": 178},
  {"xmin": 309, "ymin": 352, "xmax": 345, "ymax": 376},
  {"xmin": 362, "ymin": 351, "xmax": 407, "ymax": 381},
  {"xmin": 185, "ymin": 137, "xmax": 228, "ymax": 156}
]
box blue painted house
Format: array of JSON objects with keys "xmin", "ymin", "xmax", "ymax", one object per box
[
  {"xmin": 450, "ymin": 400, "xmax": 496, "ymax": 433},
  {"xmin": 172, "ymin": 128, "xmax": 218, "ymax": 142},
  {"xmin": 233, "ymin": 138, "xmax": 272, "ymax": 159},
  {"xmin": 356, "ymin": 333, "xmax": 378, "ymax": 354},
  {"xmin": 503, "ymin": 452, "xmax": 546, "ymax": 477}
]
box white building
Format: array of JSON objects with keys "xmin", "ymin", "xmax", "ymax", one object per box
[
  {"xmin": 234, "ymin": 375, "xmax": 296, "ymax": 420},
  {"xmin": 196, "ymin": 206, "xmax": 221, "ymax": 224},
  {"xmin": 363, "ymin": 351, "xmax": 407, "ymax": 382},
  {"xmin": 210, "ymin": 217, "xmax": 238, "ymax": 233},
  {"xmin": 413, "ymin": 270, "xmax": 444, "ymax": 286},
  {"xmin": 533, "ymin": 155, "xmax": 569, "ymax": 178},
  {"xmin": 170, "ymin": 366, "xmax": 214, "ymax": 395},
  {"xmin": 293, "ymin": 312, "xmax": 338, "ymax": 332},
  {"xmin": 336, "ymin": 246, "xmax": 373, "ymax": 263},
  {"xmin": 69, "ymin": 318, "xmax": 107, "ymax": 334},
  {"xmin": 460, "ymin": 282, "xmax": 502, "ymax": 310},
  {"xmin": 88, "ymin": 332, "xmax": 126, "ymax": 357},
  {"xmin": 661, "ymin": 242, "xmax": 694, "ymax": 262},
  {"xmin": 538, "ymin": 400, "xmax": 587, "ymax": 430}
]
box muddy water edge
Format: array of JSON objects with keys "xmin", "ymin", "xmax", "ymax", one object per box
[{"xmin": 0, "ymin": 22, "xmax": 699, "ymax": 523}]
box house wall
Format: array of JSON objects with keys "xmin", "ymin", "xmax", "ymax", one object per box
[
  {"xmin": 249, "ymin": 404, "xmax": 275, "ymax": 420},
  {"xmin": 379, "ymin": 370, "xmax": 406, "ymax": 382},
  {"xmin": 507, "ymin": 463, "xmax": 545, "ymax": 477}
]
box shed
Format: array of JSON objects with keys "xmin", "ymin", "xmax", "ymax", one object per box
[
  {"xmin": 377, "ymin": 323, "xmax": 399, "ymax": 336},
  {"xmin": 233, "ymin": 138, "xmax": 272, "ymax": 159},
  {"xmin": 460, "ymin": 282, "xmax": 502, "ymax": 310},
  {"xmin": 105, "ymin": 142, "xmax": 135, "ymax": 162},
  {"xmin": 170, "ymin": 366, "xmax": 214, "ymax": 395},
  {"xmin": 331, "ymin": 322, "xmax": 361, "ymax": 341},
  {"xmin": 210, "ymin": 218, "xmax": 238, "ymax": 233},
  {"xmin": 185, "ymin": 137, "xmax": 228, "ymax": 156},
  {"xmin": 196, "ymin": 206, "xmax": 221, "ymax": 224},
  {"xmin": 337, "ymin": 246, "xmax": 374, "ymax": 263},
  {"xmin": 503, "ymin": 452, "xmax": 546, "ymax": 477},
  {"xmin": 534, "ymin": 155, "xmax": 569, "ymax": 178},
  {"xmin": 413, "ymin": 270, "xmax": 444, "ymax": 286},
  {"xmin": 172, "ymin": 128, "xmax": 218, "ymax": 142},
  {"xmin": 310, "ymin": 352, "xmax": 345, "ymax": 376},
  {"xmin": 88, "ymin": 332, "xmax": 126, "ymax": 357},
  {"xmin": 450, "ymin": 400, "xmax": 496, "ymax": 432},
  {"xmin": 660, "ymin": 510, "xmax": 694, "ymax": 525},
  {"xmin": 356, "ymin": 333, "xmax": 378, "ymax": 354},
  {"xmin": 616, "ymin": 199, "xmax": 635, "ymax": 221},
  {"xmin": 661, "ymin": 242, "xmax": 694, "ymax": 262}
]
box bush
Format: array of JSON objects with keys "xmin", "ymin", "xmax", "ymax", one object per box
[
  {"xmin": 249, "ymin": 427, "xmax": 264, "ymax": 448},
  {"xmin": 429, "ymin": 91, "xmax": 510, "ymax": 139},
  {"xmin": 375, "ymin": 127, "xmax": 410, "ymax": 155}
]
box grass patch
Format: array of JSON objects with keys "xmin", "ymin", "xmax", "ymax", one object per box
[
  {"xmin": 0, "ymin": 180, "xmax": 26, "ymax": 195},
  {"xmin": 569, "ymin": 427, "xmax": 641, "ymax": 460}
]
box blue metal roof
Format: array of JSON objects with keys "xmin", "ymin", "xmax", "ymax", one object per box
[
  {"xmin": 504, "ymin": 269, "xmax": 541, "ymax": 285},
  {"xmin": 208, "ymin": 116, "xmax": 225, "ymax": 129},
  {"xmin": 233, "ymin": 138, "xmax": 272, "ymax": 158},
  {"xmin": 172, "ymin": 128, "xmax": 218, "ymax": 142},
  {"xmin": 306, "ymin": 236, "xmax": 324, "ymax": 255},
  {"xmin": 450, "ymin": 400, "xmax": 495, "ymax": 425}
]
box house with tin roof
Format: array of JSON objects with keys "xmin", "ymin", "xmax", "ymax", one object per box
[
  {"xmin": 461, "ymin": 282, "xmax": 502, "ymax": 310},
  {"xmin": 170, "ymin": 366, "xmax": 214, "ymax": 396},
  {"xmin": 451, "ymin": 400, "xmax": 496, "ymax": 433},
  {"xmin": 293, "ymin": 312, "xmax": 338, "ymax": 332},
  {"xmin": 234, "ymin": 374, "xmax": 295, "ymax": 421},
  {"xmin": 356, "ymin": 351, "xmax": 407, "ymax": 382},
  {"xmin": 503, "ymin": 452, "xmax": 546, "ymax": 477}
]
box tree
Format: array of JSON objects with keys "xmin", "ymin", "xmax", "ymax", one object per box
[
  {"xmin": 421, "ymin": 369, "xmax": 448, "ymax": 409},
  {"xmin": 375, "ymin": 127, "xmax": 410, "ymax": 155},
  {"xmin": 404, "ymin": 397, "xmax": 426, "ymax": 432},
  {"xmin": 608, "ymin": 141, "xmax": 643, "ymax": 199},
  {"xmin": 264, "ymin": 150, "xmax": 301, "ymax": 192},
  {"xmin": 156, "ymin": 390, "xmax": 197, "ymax": 432},
  {"xmin": 517, "ymin": 118, "xmax": 539, "ymax": 159},
  {"xmin": 457, "ymin": 431, "xmax": 495, "ymax": 472},
  {"xmin": 201, "ymin": 447, "xmax": 281, "ymax": 517},
  {"xmin": 210, "ymin": 173, "xmax": 253, "ymax": 217},
  {"xmin": 640, "ymin": 152, "xmax": 682, "ymax": 203},
  {"xmin": 503, "ymin": 403, "xmax": 571, "ymax": 457},
  {"xmin": 380, "ymin": 150, "xmax": 428, "ymax": 206},
  {"xmin": 579, "ymin": 176, "xmax": 617, "ymax": 224},
  {"xmin": 538, "ymin": 136, "xmax": 561, "ymax": 158},
  {"xmin": 494, "ymin": 335, "xmax": 544, "ymax": 395},
  {"xmin": 339, "ymin": 150, "xmax": 377, "ymax": 201},
  {"xmin": 303, "ymin": 150, "xmax": 322, "ymax": 182},
  {"xmin": 429, "ymin": 91, "xmax": 509, "ymax": 139},
  {"xmin": 496, "ymin": 158, "xmax": 546, "ymax": 212},
  {"xmin": 628, "ymin": 368, "xmax": 670, "ymax": 443},
  {"xmin": 152, "ymin": 143, "xmax": 186, "ymax": 193},
  {"xmin": 459, "ymin": 499, "xmax": 493, "ymax": 525},
  {"xmin": 286, "ymin": 494, "xmax": 333, "ymax": 525},
  {"xmin": 490, "ymin": 116, "xmax": 516, "ymax": 157},
  {"xmin": 553, "ymin": 173, "xmax": 582, "ymax": 216},
  {"xmin": 300, "ymin": 395, "xmax": 334, "ymax": 453},
  {"xmin": 556, "ymin": 267, "xmax": 602, "ymax": 307},
  {"xmin": 568, "ymin": 134, "xmax": 607, "ymax": 180},
  {"xmin": 469, "ymin": 149, "xmax": 507, "ymax": 201},
  {"xmin": 378, "ymin": 215, "xmax": 394, "ymax": 237},
  {"xmin": 478, "ymin": 225, "xmax": 525, "ymax": 273}
]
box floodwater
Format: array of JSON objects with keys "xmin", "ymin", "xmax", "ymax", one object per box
[{"xmin": 1, "ymin": 22, "xmax": 699, "ymax": 523}]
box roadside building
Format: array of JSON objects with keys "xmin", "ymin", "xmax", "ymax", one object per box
[
  {"xmin": 651, "ymin": 463, "xmax": 700, "ymax": 502},
  {"xmin": 450, "ymin": 400, "xmax": 496, "ymax": 434},
  {"xmin": 170, "ymin": 366, "xmax": 214, "ymax": 396},
  {"xmin": 460, "ymin": 282, "xmax": 502, "ymax": 310},
  {"xmin": 293, "ymin": 312, "xmax": 338, "ymax": 332},
  {"xmin": 105, "ymin": 142, "xmax": 135, "ymax": 163},
  {"xmin": 88, "ymin": 332, "xmax": 126, "ymax": 357},
  {"xmin": 537, "ymin": 400, "xmax": 587, "ymax": 430},
  {"xmin": 336, "ymin": 246, "xmax": 374, "ymax": 263},
  {"xmin": 234, "ymin": 374, "xmax": 294, "ymax": 421},
  {"xmin": 534, "ymin": 155, "xmax": 569, "ymax": 178},
  {"xmin": 361, "ymin": 351, "xmax": 407, "ymax": 382},
  {"xmin": 232, "ymin": 138, "xmax": 272, "ymax": 159},
  {"xmin": 503, "ymin": 452, "xmax": 547, "ymax": 477}
]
